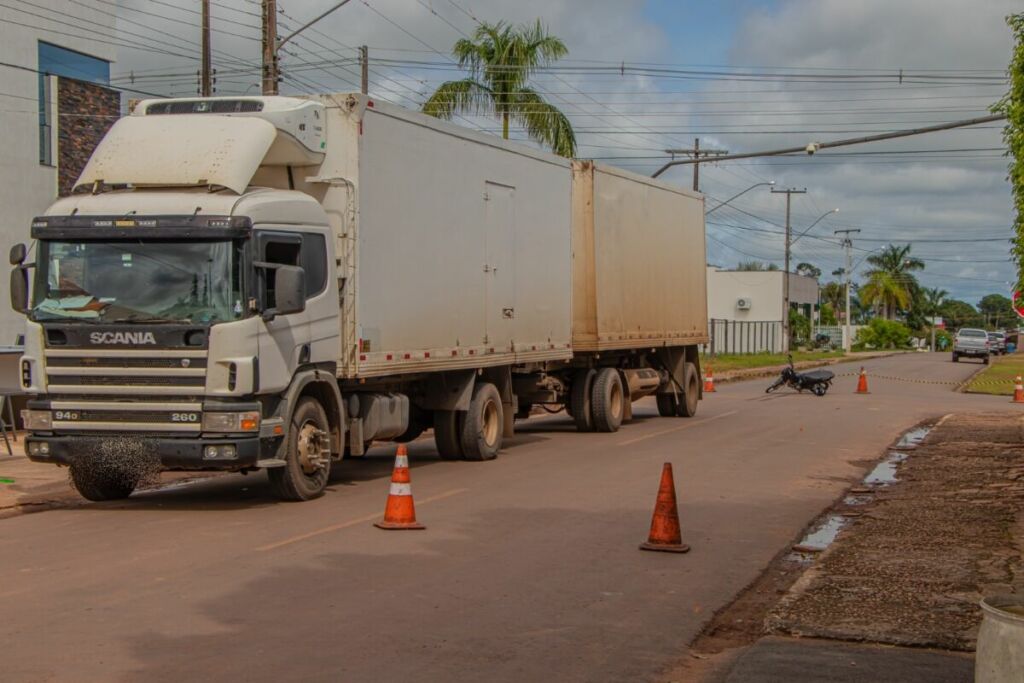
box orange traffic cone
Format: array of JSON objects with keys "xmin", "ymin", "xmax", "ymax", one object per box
[
  {"xmin": 704, "ymin": 365, "xmax": 716, "ymax": 393},
  {"xmin": 374, "ymin": 445, "xmax": 425, "ymax": 530},
  {"xmin": 1013, "ymin": 376, "xmax": 1024, "ymax": 404},
  {"xmin": 639, "ymin": 463, "xmax": 690, "ymax": 553},
  {"xmin": 856, "ymin": 367, "xmax": 869, "ymax": 394}
]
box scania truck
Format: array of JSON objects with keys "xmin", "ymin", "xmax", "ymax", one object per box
[{"xmin": 11, "ymin": 94, "xmax": 708, "ymax": 502}]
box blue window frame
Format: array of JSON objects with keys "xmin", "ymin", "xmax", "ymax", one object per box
[{"xmin": 38, "ymin": 42, "xmax": 110, "ymax": 165}]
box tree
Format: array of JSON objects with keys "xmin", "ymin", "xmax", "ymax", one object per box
[
  {"xmin": 859, "ymin": 244, "xmax": 924, "ymax": 320},
  {"xmin": 978, "ymin": 293, "xmax": 1016, "ymax": 329},
  {"xmin": 795, "ymin": 262, "xmax": 821, "ymax": 279},
  {"xmin": 820, "ymin": 281, "xmax": 845, "ymax": 312},
  {"xmin": 940, "ymin": 298, "xmax": 982, "ymax": 330},
  {"xmin": 422, "ymin": 20, "xmax": 577, "ymax": 157},
  {"xmin": 737, "ymin": 260, "xmax": 779, "ymax": 271},
  {"xmin": 923, "ymin": 287, "xmax": 947, "ymax": 351},
  {"xmin": 993, "ymin": 12, "xmax": 1024, "ymax": 292},
  {"xmin": 819, "ymin": 302, "xmax": 838, "ymax": 326}
]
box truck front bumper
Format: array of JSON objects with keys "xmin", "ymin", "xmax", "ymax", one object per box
[{"xmin": 24, "ymin": 434, "xmax": 264, "ymax": 470}]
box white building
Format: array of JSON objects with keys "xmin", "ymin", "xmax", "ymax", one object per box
[
  {"xmin": 0, "ymin": 2, "xmax": 117, "ymax": 339},
  {"xmin": 705, "ymin": 266, "xmax": 819, "ymax": 353}
]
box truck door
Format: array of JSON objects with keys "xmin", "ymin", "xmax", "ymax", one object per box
[
  {"xmin": 255, "ymin": 231, "xmax": 310, "ymax": 393},
  {"xmin": 483, "ymin": 181, "xmax": 516, "ymax": 350}
]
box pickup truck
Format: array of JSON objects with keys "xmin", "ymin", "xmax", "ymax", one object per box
[
  {"xmin": 987, "ymin": 331, "xmax": 1006, "ymax": 355},
  {"xmin": 953, "ymin": 328, "xmax": 990, "ymax": 364}
]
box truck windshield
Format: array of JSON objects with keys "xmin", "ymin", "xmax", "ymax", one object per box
[{"xmin": 31, "ymin": 240, "xmax": 244, "ymax": 323}]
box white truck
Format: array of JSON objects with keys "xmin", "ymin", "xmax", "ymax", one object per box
[{"xmin": 10, "ymin": 94, "xmax": 708, "ymax": 502}]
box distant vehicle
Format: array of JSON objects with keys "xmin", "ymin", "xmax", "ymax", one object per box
[
  {"xmin": 987, "ymin": 331, "xmax": 1007, "ymax": 355},
  {"xmin": 953, "ymin": 328, "xmax": 991, "ymax": 364}
]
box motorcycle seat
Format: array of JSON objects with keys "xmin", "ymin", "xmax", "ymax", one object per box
[{"xmin": 802, "ymin": 369, "xmax": 835, "ymax": 381}]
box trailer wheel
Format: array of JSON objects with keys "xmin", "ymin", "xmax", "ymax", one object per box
[
  {"xmin": 69, "ymin": 462, "xmax": 139, "ymax": 502},
  {"xmin": 268, "ymin": 397, "xmax": 331, "ymax": 501},
  {"xmin": 591, "ymin": 368, "xmax": 625, "ymax": 433},
  {"xmin": 676, "ymin": 362, "xmax": 700, "ymax": 418},
  {"xmin": 570, "ymin": 369, "xmax": 596, "ymax": 432},
  {"xmin": 460, "ymin": 382, "xmax": 503, "ymax": 461},
  {"xmin": 433, "ymin": 410, "xmax": 464, "ymax": 460},
  {"xmin": 656, "ymin": 393, "xmax": 679, "ymax": 417}
]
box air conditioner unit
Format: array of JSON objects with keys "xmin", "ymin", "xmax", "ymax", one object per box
[{"xmin": 736, "ymin": 298, "xmax": 752, "ymax": 310}]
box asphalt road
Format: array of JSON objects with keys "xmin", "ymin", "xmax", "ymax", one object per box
[{"xmin": 0, "ymin": 353, "xmax": 1009, "ymax": 682}]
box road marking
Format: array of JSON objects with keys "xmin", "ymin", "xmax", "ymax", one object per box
[
  {"xmin": 616, "ymin": 410, "xmax": 739, "ymax": 446},
  {"xmin": 255, "ymin": 488, "xmax": 468, "ymax": 552}
]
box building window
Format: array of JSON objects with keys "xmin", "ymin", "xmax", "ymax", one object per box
[{"xmin": 37, "ymin": 41, "xmax": 110, "ymax": 166}]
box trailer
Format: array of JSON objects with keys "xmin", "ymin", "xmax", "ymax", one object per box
[{"xmin": 11, "ymin": 94, "xmax": 707, "ymax": 503}]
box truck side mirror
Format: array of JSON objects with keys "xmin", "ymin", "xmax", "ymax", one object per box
[
  {"xmin": 9, "ymin": 243, "xmax": 26, "ymax": 266},
  {"xmin": 10, "ymin": 266, "xmax": 28, "ymax": 314},
  {"xmin": 255, "ymin": 261, "xmax": 306, "ymax": 321}
]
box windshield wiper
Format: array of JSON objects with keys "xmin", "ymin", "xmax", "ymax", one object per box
[{"xmin": 106, "ymin": 315, "xmax": 185, "ymax": 324}]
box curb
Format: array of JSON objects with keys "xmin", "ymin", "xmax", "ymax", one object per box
[{"xmin": 711, "ymin": 352, "xmax": 906, "ymax": 385}]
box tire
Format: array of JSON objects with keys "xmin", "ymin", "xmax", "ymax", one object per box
[
  {"xmin": 267, "ymin": 397, "xmax": 331, "ymax": 501},
  {"xmin": 591, "ymin": 368, "xmax": 625, "ymax": 433},
  {"xmin": 952, "ymin": 353, "xmax": 959, "ymax": 362},
  {"xmin": 433, "ymin": 410, "xmax": 464, "ymax": 460},
  {"xmin": 766, "ymin": 377, "xmax": 784, "ymax": 393},
  {"xmin": 812, "ymin": 383, "xmax": 827, "ymax": 397},
  {"xmin": 983, "ymin": 355, "xmax": 990, "ymax": 365},
  {"xmin": 570, "ymin": 369, "xmax": 596, "ymax": 432},
  {"xmin": 656, "ymin": 393, "xmax": 679, "ymax": 417},
  {"xmin": 460, "ymin": 382, "xmax": 503, "ymax": 461},
  {"xmin": 69, "ymin": 461, "xmax": 139, "ymax": 502},
  {"xmin": 677, "ymin": 362, "xmax": 699, "ymax": 417}
]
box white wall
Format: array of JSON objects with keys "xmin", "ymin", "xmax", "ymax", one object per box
[
  {"xmin": 707, "ymin": 267, "xmax": 784, "ymax": 322},
  {"xmin": 0, "ymin": 2, "xmax": 116, "ymax": 341}
]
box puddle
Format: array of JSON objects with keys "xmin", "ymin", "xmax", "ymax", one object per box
[
  {"xmin": 843, "ymin": 494, "xmax": 873, "ymax": 506},
  {"xmin": 792, "ymin": 514, "xmax": 847, "ymax": 553},
  {"xmin": 863, "ymin": 451, "xmax": 908, "ymax": 485},
  {"xmin": 895, "ymin": 426, "xmax": 931, "ymax": 449}
]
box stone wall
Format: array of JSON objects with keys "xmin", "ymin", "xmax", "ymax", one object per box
[{"xmin": 57, "ymin": 77, "xmax": 120, "ymax": 196}]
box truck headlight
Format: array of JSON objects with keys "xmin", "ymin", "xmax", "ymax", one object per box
[
  {"xmin": 202, "ymin": 411, "xmax": 260, "ymax": 433},
  {"xmin": 21, "ymin": 410, "xmax": 52, "ymax": 430}
]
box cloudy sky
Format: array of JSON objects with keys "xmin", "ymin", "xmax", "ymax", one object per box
[{"xmin": 101, "ymin": 0, "xmax": 1019, "ymax": 304}]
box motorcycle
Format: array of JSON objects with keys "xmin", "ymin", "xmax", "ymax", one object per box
[{"xmin": 765, "ymin": 356, "xmax": 834, "ymax": 396}]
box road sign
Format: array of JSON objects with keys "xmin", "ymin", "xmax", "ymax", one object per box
[{"xmin": 1014, "ymin": 291, "xmax": 1024, "ymax": 319}]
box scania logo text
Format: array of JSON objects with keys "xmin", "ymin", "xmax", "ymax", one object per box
[{"xmin": 89, "ymin": 331, "xmax": 157, "ymax": 345}]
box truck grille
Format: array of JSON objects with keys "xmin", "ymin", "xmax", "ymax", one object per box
[{"xmin": 43, "ymin": 349, "xmax": 208, "ymax": 431}]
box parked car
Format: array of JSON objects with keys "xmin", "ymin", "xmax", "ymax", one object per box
[
  {"xmin": 953, "ymin": 328, "xmax": 991, "ymax": 364},
  {"xmin": 988, "ymin": 331, "xmax": 1007, "ymax": 355}
]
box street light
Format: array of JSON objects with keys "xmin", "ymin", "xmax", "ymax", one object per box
[
  {"xmin": 705, "ymin": 182, "xmax": 775, "ymax": 215},
  {"xmin": 790, "ymin": 208, "xmax": 839, "ymax": 245}
]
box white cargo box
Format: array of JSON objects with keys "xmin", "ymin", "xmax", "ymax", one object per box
[{"xmin": 293, "ymin": 95, "xmax": 574, "ymax": 378}]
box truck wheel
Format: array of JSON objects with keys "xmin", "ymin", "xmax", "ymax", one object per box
[
  {"xmin": 460, "ymin": 382, "xmax": 503, "ymax": 461},
  {"xmin": 656, "ymin": 393, "xmax": 679, "ymax": 417},
  {"xmin": 676, "ymin": 363, "xmax": 700, "ymax": 418},
  {"xmin": 433, "ymin": 410, "xmax": 464, "ymax": 460},
  {"xmin": 69, "ymin": 462, "xmax": 139, "ymax": 502},
  {"xmin": 268, "ymin": 397, "xmax": 331, "ymax": 501},
  {"xmin": 591, "ymin": 368, "xmax": 625, "ymax": 433},
  {"xmin": 570, "ymin": 369, "xmax": 596, "ymax": 432}
]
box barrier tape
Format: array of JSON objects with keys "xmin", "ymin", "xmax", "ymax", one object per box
[{"xmin": 831, "ymin": 371, "xmax": 962, "ymax": 386}]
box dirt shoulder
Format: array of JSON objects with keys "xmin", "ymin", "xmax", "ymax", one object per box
[{"xmin": 667, "ymin": 411, "xmax": 1024, "ymax": 682}]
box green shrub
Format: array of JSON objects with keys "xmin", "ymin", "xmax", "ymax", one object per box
[
  {"xmin": 789, "ymin": 309, "xmax": 811, "ymax": 345},
  {"xmin": 855, "ymin": 318, "xmax": 912, "ymax": 349}
]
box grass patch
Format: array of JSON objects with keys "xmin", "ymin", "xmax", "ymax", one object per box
[
  {"xmin": 961, "ymin": 354, "xmax": 1024, "ymax": 395},
  {"xmin": 702, "ymin": 350, "xmax": 845, "ymax": 373}
]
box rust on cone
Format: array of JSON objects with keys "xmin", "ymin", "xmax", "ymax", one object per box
[
  {"xmin": 1013, "ymin": 375, "xmax": 1024, "ymax": 404},
  {"xmin": 374, "ymin": 445, "xmax": 425, "ymax": 530},
  {"xmin": 640, "ymin": 462, "xmax": 690, "ymax": 553},
  {"xmin": 856, "ymin": 367, "xmax": 869, "ymax": 394},
  {"xmin": 703, "ymin": 365, "xmax": 716, "ymax": 393}
]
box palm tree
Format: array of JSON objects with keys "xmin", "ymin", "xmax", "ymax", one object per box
[
  {"xmin": 922, "ymin": 287, "xmax": 947, "ymax": 351},
  {"xmin": 422, "ymin": 20, "xmax": 577, "ymax": 157},
  {"xmin": 860, "ymin": 244, "xmax": 924, "ymax": 320}
]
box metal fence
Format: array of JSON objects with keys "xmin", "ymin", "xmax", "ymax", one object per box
[{"xmin": 705, "ymin": 319, "xmax": 783, "ymax": 355}]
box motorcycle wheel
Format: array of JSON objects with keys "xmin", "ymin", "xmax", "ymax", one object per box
[
  {"xmin": 766, "ymin": 378, "xmax": 784, "ymax": 394},
  {"xmin": 812, "ymin": 384, "xmax": 827, "ymax": 397}
]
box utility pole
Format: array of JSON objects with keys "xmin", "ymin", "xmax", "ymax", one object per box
[
  {"xmin": 835, "ymin": 229, "xmax": 860, "ymax": 353},
  {"xmin": 360, "ymin": 45, "xmax": 368, "ymax": 94},
  {"xmin": 772, "ymin": 187, "xmax": 807, "ymax": 353},
  {"xmin": 664, "ymin": 138, "xmax": 728, "ymax": 192},
  {"xmin": 200, "ymin": 0, "xmax": 212, "ymax": 97},
  {"xmin": 261, "ymin": 0, "xmax": 278, "ymax": 95}
]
